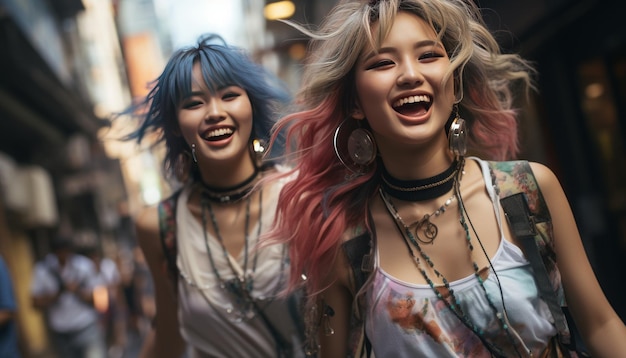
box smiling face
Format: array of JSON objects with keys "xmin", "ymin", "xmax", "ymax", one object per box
[
  {"xmin": 177, "ymin": 63, "xmax": 254, "ymax": 176},
  {"xmin": 354, "ymin": 11, "xmax": 455, "ymax": 157}
]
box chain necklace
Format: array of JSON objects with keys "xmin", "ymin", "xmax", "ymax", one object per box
[
  {"xmin": 384, "ymin": 193, "xmax": 455, "ymax": 244},
  {"xmin": 201, "ymin": 188, "xmax": 262, "ymax": 321},
  {"xmin": 378, "ymin": 159, "xmax": 525, "ymax": 357}
]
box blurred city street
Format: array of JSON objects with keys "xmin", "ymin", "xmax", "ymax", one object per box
[{"xmin": 1, "ymin": 0, "xmax": 626, "ymax": 357}]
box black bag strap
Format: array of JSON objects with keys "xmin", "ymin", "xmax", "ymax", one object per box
[
  {"xmin": 490, "ymin": 160, "xmax": 578, "ymax": 350},
  {"xmin": 499, "ymin": 192, "xmax": 571, "ymax": 345}
]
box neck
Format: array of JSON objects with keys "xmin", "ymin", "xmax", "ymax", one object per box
[
  {"xmin": 380, "ymin": 159, "xmax": 460, "ymax": 202},
  {"xmin": 199, "ymin": 167, "xmax": 260, "ymax": 204}
]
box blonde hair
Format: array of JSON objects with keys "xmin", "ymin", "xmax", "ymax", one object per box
[{"xmin": 289, "ymin": 0, "xmax": 535, "ymax": 159}]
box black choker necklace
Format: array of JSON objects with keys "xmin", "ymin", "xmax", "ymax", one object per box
[
  {"xmin": 380, "ymin": 160, "xmax": 459, "ymax": 201},
  {"xmin": 200, "ymin": 168, "xmax": 259, "ymax": 204}
]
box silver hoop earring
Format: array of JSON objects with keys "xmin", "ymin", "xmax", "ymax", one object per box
[
  {"xmin": 448, "ymin": 107, "xmax": 467, "ymax": 158},
  {"xmin": 251, "ymin": 139, "xmax": 267, "ymax": 168},
  {"xmin": 333, "ymin": 117, "xmax": 377, "ymax": 176},
  {"xmin": 191, "ymin": 143, "xmax": 198, "ymax": 163}
]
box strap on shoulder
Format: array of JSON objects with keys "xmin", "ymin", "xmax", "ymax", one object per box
[
  {"xmin": 157, "ymin": 190, "xmax": 182, "ymax": 284},
  {"xmin": 489, "ymin": 161, "xmax": 571, "ymax": 346}
]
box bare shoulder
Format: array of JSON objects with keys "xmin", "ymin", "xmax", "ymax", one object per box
[{"xmin": 528, "ymin": 161, "xmax": 561, "ymax": 191}]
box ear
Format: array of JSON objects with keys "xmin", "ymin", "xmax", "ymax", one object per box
[{"xmin": 352, "ymin": 103, "xmax": 366, "ymax": 120}]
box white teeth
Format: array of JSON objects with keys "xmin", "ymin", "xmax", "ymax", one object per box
[
  {"xmin": 205, "ymin": 128, "xmax": 233, "ymax": 138},
  {"xmin": 393, "ymin": 95, "xmax": 431, "ymax": 108}
]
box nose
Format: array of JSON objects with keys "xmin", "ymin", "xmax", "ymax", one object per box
[
  {"xmin": 396, "ymin": 59, "xmax": 424, "ymax": 87},
  {"xmin": 206, "ymin": 99, "xmax": 226, "ymax": 121}
]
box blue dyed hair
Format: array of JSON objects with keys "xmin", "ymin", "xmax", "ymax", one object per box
[{"xmin": 127, "ymin": 33, "xmax": 290, "ymax": 181}]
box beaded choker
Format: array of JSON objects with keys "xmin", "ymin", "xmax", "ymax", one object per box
[
  {"xmin": 380, "ymin": 160, "xmax": 459, "ymax": 201},
  {"xmin": 200, "ymin": 168, "xmax": 259, "ymax": 204}
]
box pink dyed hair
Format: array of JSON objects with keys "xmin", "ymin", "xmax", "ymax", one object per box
[{"xmin": 265, "ymin": 92, "xmax": 379, "ymax": 295}]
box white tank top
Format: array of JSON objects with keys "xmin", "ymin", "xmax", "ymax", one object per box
[
  {"xmin": 175, "ymin": 176, "xmax": 304, "ymax": 357},
  {"xmin": 364, "ymin": 158, "xmax": 557, "ymax": 357}
]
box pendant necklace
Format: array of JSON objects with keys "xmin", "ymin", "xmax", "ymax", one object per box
[
  {"xmin": 380, "ymin": 160, "xmax": 460, "ymax": 243},
  {"xmin": 403, "ymin": 194, "xmax": 455, "ymax": 244},
  {"xmin": 201, "ymin": 187, "xmax": 262, "ymax": 321}
]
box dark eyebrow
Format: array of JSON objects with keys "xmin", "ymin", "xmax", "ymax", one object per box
[
  {"xmin": 182, "ymin": 91, "xmax": 205, "ymax": 100},
  {"xmin": 361, "ymin": 40, "xmax": 443, "ymax": 62}
]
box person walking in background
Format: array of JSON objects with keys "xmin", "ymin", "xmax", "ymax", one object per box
[
  {"xmin": 0, "ymin": 255, "xmax": 20, "ymax": 358},
  {"xmin": 266, "ymin": 0, "xmax": 626, "ymax": 357},
  {"xmin": 82, "ymin": 243, "xmax": 126, "ymax": 358},
  {"xmin": 126, "ymin": 33, "xmax": 305, "ymax": 357},
  {"xmin": 30, "ymin": 236, "xmax": 106, "ymax": 358}
]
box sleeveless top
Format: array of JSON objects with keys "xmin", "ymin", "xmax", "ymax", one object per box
[
  {"xmin": 363, "ymin": 158, "xmax": 557, "ymax": 357},
  {"xmin": 175, "ymin": 177, "xmax": 304, "ymax": 357}
]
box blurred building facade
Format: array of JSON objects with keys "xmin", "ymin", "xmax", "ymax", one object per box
[{"xmin": 0, "ymin": 0, "xmax": 131, "ymax": 356}]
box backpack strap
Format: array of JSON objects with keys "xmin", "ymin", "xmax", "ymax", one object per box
[
  {"xmin": 488, "ymin": 161, "xmax": 572, "ymax": 347},
  {"xmin": 342, "ymin": 226, "xmax": 374, "ymax": 358},
  {"xmin": 157, "ymin": 190, "xmax": 182, "ymax": 286}
]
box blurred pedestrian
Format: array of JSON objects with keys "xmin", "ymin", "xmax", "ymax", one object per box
[
  {"xmin": 0, "ymin": 255, "xmax": 20, "ymax": 358},
  {"xmin": 82, "ymin": 243, "xmax": 125, "ymax": 357},
  {"xmin": 30, "ymin": 236, "xmax": 106, "ymax": 358}
]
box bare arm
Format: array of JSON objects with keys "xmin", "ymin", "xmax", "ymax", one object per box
[
  {"xmin": 531, "ymin": 162, "xmax": 626, "ymax": 357},
  {"xmin": 32, "ymin": 288, "xmax": 62, "ymax": 309},
  {"xmin": 138, "ymin": 328, "xmax": 156, "ymax": 358},
  {"xmin": 135, "ymin": 206, "xmax": 186, "ymax": 358}
]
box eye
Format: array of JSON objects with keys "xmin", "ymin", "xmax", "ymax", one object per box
[
  {"xmin": 419, "ymin": 51, "xmax": 445, "ymax": 61},
  {"xmin": 222, "ymin": 92, "xmax": 240, "ymax": 100},
  {"xmin": 365, "ymin": 59, "xmax": 394, "ymax": 70},
  {"xmin": 181, "ymin": 100, "xmax": 203, "ymax": 109}
]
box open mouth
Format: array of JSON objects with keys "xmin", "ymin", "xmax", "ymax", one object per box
[
  {"xmin": 392, "ymin": 95, "xmax": 432, "ymax": 117},
  {"xmin": 202, "ymin": 127, "xmax": 234, "ymax": 142}
]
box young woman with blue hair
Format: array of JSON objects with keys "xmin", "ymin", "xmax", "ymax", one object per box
[{"xmin": 128, "ymin": 33, "xmax": 304, "ymax": 358}]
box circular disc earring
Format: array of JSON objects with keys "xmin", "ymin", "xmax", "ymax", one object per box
[
  {"xmin": 333, "ymin": 117, "xmax": 377, "ymax": 175},
  {"xmin": 448, "ymin": 108, "xmax": 467, "ymax": 158}
]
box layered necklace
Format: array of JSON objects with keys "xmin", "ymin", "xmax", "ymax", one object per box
[
  {"xmin": 379, "ymin": 158, "xmax": 527, "ymax": 357},
  {"xmin": 381, "ymin": 160, "xmax": 460, "ymax": 244},
  {"xmin": 200, "ymin": 182, "xmax": 270, "ymax": 321}
]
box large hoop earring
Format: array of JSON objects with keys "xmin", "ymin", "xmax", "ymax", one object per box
[
  {"xmin": 251, "ymin": 138, "xmax": 267, "ymax": 168},
  {"xmin": 333, "ymin": 117, "xmax": 377, "ymax": 175},
  {"xmin": 448, "ymin": 106, "xmax": 467, "ymax": 158}
]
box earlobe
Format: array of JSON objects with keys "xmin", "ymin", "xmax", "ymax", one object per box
[{"xmin": 352, "ymin": 107, "xmax": 365, "ymax": 120}]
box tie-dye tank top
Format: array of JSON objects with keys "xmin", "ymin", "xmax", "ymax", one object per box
[{"xmin": 363, "ymin": 158, "xmax": 557, "ymax": 357}]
